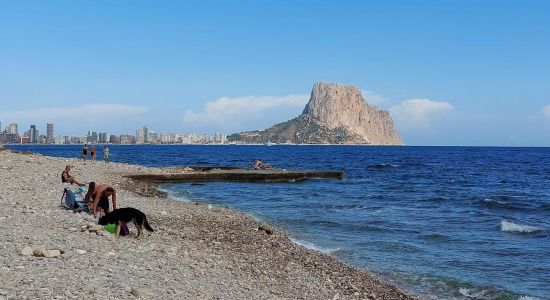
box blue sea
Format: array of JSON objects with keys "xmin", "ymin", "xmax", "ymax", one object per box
[{"xmin": 7, "ymin": 144, "xmax": 550, "ymax": 299}]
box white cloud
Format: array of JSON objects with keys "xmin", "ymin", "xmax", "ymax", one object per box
[
  {"xmin": 183, "ymin": 94, "xmax": 309, "ymax": 132},
  {"xmin": 361, "ymin": 90, "xmax": 388, "ymax": 106},
  {"xmin": 390, "ymin": 98, "xmax": 454, "ymax": 128},
  {"xmin": 0, "ymin": 104, "xmax": 148, "ymax": 134},
  {"xmin": 541, "ymin": 104, "xmax": 550, "ymax": 121}
]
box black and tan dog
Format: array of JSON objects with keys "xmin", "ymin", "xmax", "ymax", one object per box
[{"xmin": 98, "ymin": 207, "xmax": 154, "ymax": 238}]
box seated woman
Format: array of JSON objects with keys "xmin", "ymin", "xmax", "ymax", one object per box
[{"xmin": 61, "ymin": 165, "xmax": 85, "ymax": 186}]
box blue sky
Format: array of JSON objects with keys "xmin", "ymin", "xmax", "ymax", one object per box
[{"xmin": 1, "ymin": 0, "xmax": 549, "ymax": 146}]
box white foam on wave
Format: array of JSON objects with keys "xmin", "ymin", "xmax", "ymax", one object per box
[
  {"xmin": 290, "ymin": 238, "xmax": 341, "ymax": 254},
  {"xmin": 484, "ymin": 198, "xmax": 507, "ymax": 205},
  {"xmin": 157, "ymin": 186, "xmax": 191, "ymax": 202},
  {"xmin": 500, "ymin": 220, "xmax": 542, "ymax": 233},
  {"xmin": 518, "ymin": 296, "xmax": 544, "ymax": 300},
  {"xmin": 458, "ymin": 287, "xmax": 492, "ymax": 300}
]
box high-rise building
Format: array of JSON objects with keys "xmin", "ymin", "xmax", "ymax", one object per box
[
  {"xmin": 29, "ymin": 125, "xmax": 38, "ymax": 143},
  {"xmin": 136, "ymin": 128, "xmax": 144, "ymax": 144},
  {"xmin": 0, "ymin": 131, "xmax": 18, "ymax": 144},
  {"xmin": 136, "ymin": 126, "xmax": 149, "ymax": 144},
  {"xmin": 120, "ymin": 134, "xmax": 136, "ymax": 144},
  {"xmin": 148, "ymin": 131, "xmax": 158, "ymax": 144},
  {"xmin": 109, "ymin": 135, "xmax": 119, "ymax": 144},
  {"xmin": 98, "ymin": 132, "xmax": 108, "ymax": 144},
  {"xmin": 87, "ymin": 131, "xmax": 98, "ymax": 143},
  {"xmin": 46, "ymin": 123, "xmax": 54, "ymax": 144},
  {"xmin": 144, "ymin": 126, "xmax": 149, "ymax": 143},
  {"xmin": 160, "ymin": 133, "xmax": 177, "ymax": 144},
  {"xmin": 8, "ymin": 123, "xmax": 18, "ymax": 135}
]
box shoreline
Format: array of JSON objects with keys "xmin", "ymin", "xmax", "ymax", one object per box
[{"xmin": 0, "ymin": 148, "xmax": 417, "ymax": 299}]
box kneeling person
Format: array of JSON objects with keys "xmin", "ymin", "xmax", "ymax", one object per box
[{"xmin": 92, "ymin": 184, "xmax": 117, "ymax": 217}]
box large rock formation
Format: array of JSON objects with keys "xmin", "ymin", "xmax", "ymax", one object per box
[{"xmin": 228, "ymin": 82, "xmax": 404, "ymax": 145}]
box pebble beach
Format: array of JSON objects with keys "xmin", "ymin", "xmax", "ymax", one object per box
[{"xmin": 0, "ymin": 148, "xmax": 416, "ymax": 299}]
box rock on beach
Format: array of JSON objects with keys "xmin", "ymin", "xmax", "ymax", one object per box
[{"xmin": 0, "ymin": 149, "xmax": 416, "ymax": 299}]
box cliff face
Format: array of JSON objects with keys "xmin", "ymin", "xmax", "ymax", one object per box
[{"xmin": 228, "ymin": 82, "xmax": 403, "ymax": 145}]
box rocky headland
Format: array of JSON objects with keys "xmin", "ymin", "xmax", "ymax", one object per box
[
  {"xmin": 228, "ymin": 82, "xmax": 404, "ymax": 145},
  {"xmin": 0, "ymin": 148, "xmax": 415, "ymax": 299}
]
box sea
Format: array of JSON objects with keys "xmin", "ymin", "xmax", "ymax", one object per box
[{"xmin": 6, "ymin": 144, "xmax": 550, "ymax": 300}]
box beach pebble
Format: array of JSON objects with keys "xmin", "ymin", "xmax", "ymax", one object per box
[
  {"xmin": 33, "ymin": 247, "xmax": 46, "ymax": 257},
  {"xmin": 43, "ymin": 249, "xmax": 61, "ymax": 258},
  {"xmin": 131, "ymin": 288, "xmax": 154, "ymax": 298},
  {"xmin": 76, "ymin": 249, "xmax": 87, "ymax": 255},
  {"xmin": 21, "ymin": 246, "xmax": 33, "ymax": 256},
  {"xmin": 61, "ymin": 251, "xmax": 74, "ymax": 259},
  {"xmin": 87, "ymin": 225, "xmax": 103, "ymax": 232}
]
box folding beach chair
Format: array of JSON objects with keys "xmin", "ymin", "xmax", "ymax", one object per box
[{"xmin": 61, "ymin": 186, "xmax": 90, "ymax": 214}]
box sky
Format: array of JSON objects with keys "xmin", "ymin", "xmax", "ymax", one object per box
[{"xmin": 0, "ymin": 0, "xmax": 549, "ymax": 146}]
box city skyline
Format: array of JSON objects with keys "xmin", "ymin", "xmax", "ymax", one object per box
[
  {"xmin": 1, "ymin": 1, "xmax": 550, "ymax": 146},
  {"xmin": 0, "ymin": 121, "xmax": 227, "ymax": 145}
]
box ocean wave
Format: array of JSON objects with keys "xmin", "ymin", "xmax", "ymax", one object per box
[
  {"xmin": 500, "ymin": 220, "xmax": 542, "ymax": 234},
  {"xmin": 157, "ymin": 186, "xmax": 191, "ymax": 202},
  {"xmin": 481, "ymin": 197, "xmax": 535, "ymax": 211},
  {"xmin": 290, "ymin": 238, "xmax": 342, "ymax": 254},
  {"xmin": 458, "ymin": 286, "xmax": 512, "ymax": 300},
  {"xmin": 345, "ymin": 178, "xmax": 373, "ymax": 184},
  {"xmin": 368, "ymin": 163, "xmax": 401, "ymax": 169},
  {"xmin": 483, "ymin": 198, "xmax": 507, "ymax": 206},
  {"xmin": 518, "ymin": 296, "xmax": 544, "ymax": 300},
  {"xmin": 428, "ymin": 196, "xmax": 448, "ymax": 202},
  {"xmin": 421, "ymin": 233, "xmax": 452, "ymax": 241}
]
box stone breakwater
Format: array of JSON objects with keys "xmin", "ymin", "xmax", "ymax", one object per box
[{"xmin": 0, "ymin": 149, "xmax": 416, "ymax": 299}]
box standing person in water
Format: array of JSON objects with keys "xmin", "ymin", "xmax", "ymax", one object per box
[
  {"xmin": 90, "ymin": 145, "xmax": 96, "ymax": 161},
  {"xmin": 82, "ymin": 144, "xmax": 88, "ymax": 161},
  {"xmin": 91, "ymin": 184, "xmax": 117, "ymax": 217},
  {"xmin": 103, "ymin": 145, "xmax": 110, "ymax": 163}
]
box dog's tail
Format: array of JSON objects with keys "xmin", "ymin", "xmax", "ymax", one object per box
[{"xmin": 144, "ymin": 217, "xmax": 154, "ymax": 232}]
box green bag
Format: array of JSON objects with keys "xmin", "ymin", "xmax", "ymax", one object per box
[{"xmin": 103, "ymin": 223, "xmax": 116, "ymax": 233}]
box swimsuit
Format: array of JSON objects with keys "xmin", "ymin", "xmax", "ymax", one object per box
[{"xmin": 98, "ymin": 195, "xmax": 110, "ymax": 213}]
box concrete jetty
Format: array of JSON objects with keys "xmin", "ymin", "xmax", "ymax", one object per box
[{"xmin": 125, "ymin": 166, "xmax": 344, "ymax": 183}]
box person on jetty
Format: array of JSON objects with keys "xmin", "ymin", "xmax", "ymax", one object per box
[
  {"xmin": 61, "ymin": 165, "xmax": 85, "ymax": 186},
  {"xmin": 254, "ymin": 160, "xmax": 273, "ymax": 170},
  {"xmin": 90, "ymin": 145, "xmax": 96, "ymax": 161},
  {"xmin": 81, "ymin": 144, "xmax": 88, "ymax": 161},
  {"xmin": 91, "ymin": 183, "xmax": 117, "ymax": 218},
  {"xmin": 103, "ymin": 145, "xmax": 110, "ymax": 163}
]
